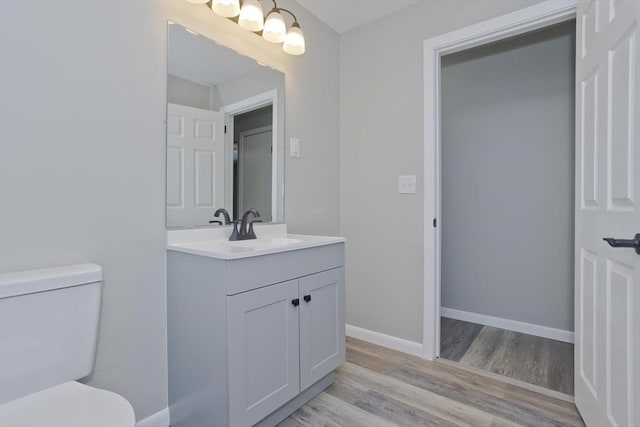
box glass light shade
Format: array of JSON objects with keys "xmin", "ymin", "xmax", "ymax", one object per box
[
  {"xmin": 262, "ymin": 11, "xmax": 286, "ymax": 43},
  {"xmin": 238, "ymin": 0, "xmax": 264, "ymax": 32},
  {"xmin": 185, "ymin": 0, "xmax": 209, "ymax": 3},
  {"xmin": 283, "ymin": 24, "xmax": 305, "ymax": 55},
  {"xmin": 211, "ymin": 0, "xmax": 240, "ymax": 17}
]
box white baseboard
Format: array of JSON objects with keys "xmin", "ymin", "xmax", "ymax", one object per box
[
  {"xmin": 137, "ymin": 408, "xmax": 170, "ymax": 427},
  {"xmin": 346, "ymin": 324, "xmax": 424, "ymax": 357},
  {"xmin": 440, "ymin": 307, "xmax": 574, "ymax": 344}
]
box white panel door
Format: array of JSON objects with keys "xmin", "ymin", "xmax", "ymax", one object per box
[
  {"xmin": 238, "ymin": 126, "xmax": 272, "ymax": 222},
  {"xmin": 575, "ymin": 0, "xmax": 640, "ymax": 425},
  {"xmin": 166, "ymin": 103, "xmax": 224, "ymax": 227}
]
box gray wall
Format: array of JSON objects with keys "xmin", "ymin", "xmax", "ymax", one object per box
[
  {"xmin": 340, "ymin": 0, "xmax": 545, "ymax": 343},
  {"xmin": 167, "ymin": 74, "xmax": 212, "ymax": 110},
  {"xmin": 0, "ymin": 0, "xmax": 339, "ymax": 421},
  {"xmin": 441, "ymin": 22, "xmax": 576, "ymax": 331},
  {"xmin": 234, "ymin": 106, "xmax": 273, "ymax": 142}
]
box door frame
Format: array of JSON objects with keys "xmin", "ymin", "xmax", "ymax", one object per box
[
  {"xmin": 221, "ymin": 89, "xmax": 280, "ymax": 221},
  {"xmin": 237, "ymin": 125, "xmax": 274, "ymax": 218},
  {"xmin": 422, "ymin": 0, "xmax": 578, "ymax": 360}
]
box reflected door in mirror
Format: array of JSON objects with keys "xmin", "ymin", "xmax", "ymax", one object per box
[{"xmin": 167, "ymin": 103, "xmax": 225, "ymax": 228}]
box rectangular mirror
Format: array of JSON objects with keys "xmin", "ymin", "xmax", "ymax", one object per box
[{"xmin": 166, "ymin": 22, "xmax": 285, "ymax": 228}]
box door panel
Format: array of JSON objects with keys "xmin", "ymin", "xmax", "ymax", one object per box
[
  {"xmin": 227, "ymin": 280, "xmax": 299, "ymax": 427},
  {"xmin": 299, "ymin": 268, "xmax": 345, "ymax": 390},
  {"xmin": 581, "ymin": 70, "xmax": 599, "ymax": 208},
  {"xmin": 575, "ymin": 0, "xmax": 639, "ymax": 425},
  {"xmin": 194, "ymin": 149, "xmax": 215, "ymax": 207},
  {"xmin": 607, "ymin": 28, "xmax": 635, "ymax": 210},
  {"xmin": 579, "ymin": 248, "xmax": 598, "ymax": 396},
  {"xmin": 606, "ymin": 259, "xmax": 633, "ymax": 426},
  {"xmin": 167, "ymin": 103, "xmax": 225, "ymax": 227},
  {"xmin": 166, "ymin": 146, "xmax": 183, "ymax": 208}
]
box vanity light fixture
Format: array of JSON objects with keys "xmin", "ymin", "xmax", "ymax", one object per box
[
  {"xmin": 262, "ymin": 8, "xmax": 286, "ymax": 43},
  {"xmin": 283, "ymin": 21, "xmax": 305, "ymax": 55},
  {"xmin": 211, "ymin": 0, "xmax": 241, "ymax": 17},
  {"xmin": 184, "ymin": 0, "xmax": 305, "ymax": 55},
  {"xmin": 238, "ymin": 0, "xmax": 264, "ymax": 32}
]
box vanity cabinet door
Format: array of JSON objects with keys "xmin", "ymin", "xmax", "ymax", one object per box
[
  {"xmin": 299, "ymin": 268, "xmax": 345, "ymax": 390},
  {"xmin": 227, "ymin": 280, "xmax": 300, "ymax": 427}
]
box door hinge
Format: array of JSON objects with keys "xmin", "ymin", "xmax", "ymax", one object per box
[
  {"xmin": 224, "ymin": 125, "xmax": 227, "ymax": 134},
  {"xmin": 433, "ymin": 218, "xmax": 437, "ymax": 228}
]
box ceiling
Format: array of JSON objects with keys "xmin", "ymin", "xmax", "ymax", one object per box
[{"xmin": 295, "ymin": 0, "xmax": 420, "ymax": 34}]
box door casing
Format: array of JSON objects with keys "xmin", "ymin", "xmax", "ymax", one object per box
[
  {"xmin": 422, "ymin": 0, "xmax": 578, "ymax": 360},
  {"xmin": 221, "ymin": 89, "xmax": 281, "ymax": 221}
]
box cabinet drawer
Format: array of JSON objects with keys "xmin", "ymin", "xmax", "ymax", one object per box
[{"xmin": 226, "ymin": 243, "xmax": 344, "ymax": 295}]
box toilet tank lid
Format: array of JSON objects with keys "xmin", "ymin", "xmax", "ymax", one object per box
[{"xmin": 0, "ymin": 263, "xmax": 102, "ymax": 299}]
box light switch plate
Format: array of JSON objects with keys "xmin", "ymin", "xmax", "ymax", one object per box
[
  {"xmin": 398, "ymin": 175, "xmax": 417, "ymax": 194},
  {"xmin": 290, "ymin": 138, "xmax": 300, "ymax": 158}
]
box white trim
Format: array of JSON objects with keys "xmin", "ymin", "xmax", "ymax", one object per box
[
  {"xmin": 436, "ymin": 358, "xmax": 575, "ymax": 403},
  {"xmin": 136, "ymin": 408, "xmax": 170, "ymax": 427},
  {"xmin": 221, "ymin": 89, "xmax": 280, "ymax": 222},
  {"xmin": 346, "ymin": 324, "xmax": 423, "ymax": 358},
  {"xmin": 441, "ymin": 307, "xmax": 575, "ymax": 344},
  {"xmin": 423, "ymin": 0, "xmax": 578, "ymax": 360}
]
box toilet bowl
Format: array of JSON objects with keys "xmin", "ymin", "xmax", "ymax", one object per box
[{"xmin": 0, "ymin": 263, "xmax": 136, "ymax": 426}]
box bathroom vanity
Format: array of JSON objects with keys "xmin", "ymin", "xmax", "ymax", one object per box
[{"xmin": 166, "ymin": 224, "xmax": 345, "ymax": 427}]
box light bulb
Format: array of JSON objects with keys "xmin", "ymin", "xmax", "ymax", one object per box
[
  {"xmin": 238, "ymin": 0, "xmax": 264, "ymax": 32},
  {"xmin": 283, "ymin": 23, "xmax": 305, "ymax": 55},
  {"xmin": 263, "ymin": 10, "xmax": 286, "ymax": 43},
  {"xmin": 211, "ymin": 0, "xmax": 240, "ymax": 17}
]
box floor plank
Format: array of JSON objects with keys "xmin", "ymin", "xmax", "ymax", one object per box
[
  {"xmin": 440, "ymin": 318, "xmax": 574, "ymax": 395},
  {"xmin": 279, "ymin": 337, "xmax": 584, "ymax": 427},
  {"xmin": 440, "ymin": 317, "xmax": 483, "ymax": 362}
]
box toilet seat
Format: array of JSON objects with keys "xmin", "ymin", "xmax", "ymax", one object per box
[{"xmin": 0, "ymin": 381, "xmax": 135, "ymax": 427}]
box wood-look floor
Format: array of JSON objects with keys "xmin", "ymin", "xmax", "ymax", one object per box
[
  {"xmin": 440, "ymin": 317, "xmax": 574, "ymax": 395},
  {"xmin": 279, "ymin": 337, "xmax": 584, "ymax": 427}
]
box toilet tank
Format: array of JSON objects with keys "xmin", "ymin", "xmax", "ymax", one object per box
[{"xmin": 0, "ymin": 263, "xmax": 102, "ymax": 405}]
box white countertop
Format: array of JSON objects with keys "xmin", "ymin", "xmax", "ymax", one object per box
[{"xmin": 166, "ymin": 224, "xmax": 345, "ymax": 260}]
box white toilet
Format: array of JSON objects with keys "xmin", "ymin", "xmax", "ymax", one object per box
[{"xmin": 0, "ymin": 263, "xmax": 136, "ymax": 426}]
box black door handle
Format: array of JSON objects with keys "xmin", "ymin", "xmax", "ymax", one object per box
[
  {"xmin": 303, "ymin": 295, "xmax": 311, "ymax": 303},
  {"xmin": 603, "ymin": 234, "xmax": 640, "ymax": 254},
  {"xmin": 292, "ymin": 298, "xmax": 300, "ymax": 307}
]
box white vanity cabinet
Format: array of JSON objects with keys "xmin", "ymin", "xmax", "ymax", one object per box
[
  {"xmin": 228, "ymin": 268, "xmax": 343, "ymax": 426},
  {"xmin": 167, "ymin": 239, "xmax": 345, "ymax": 427}
]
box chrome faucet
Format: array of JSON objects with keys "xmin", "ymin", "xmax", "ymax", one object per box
[
  {"xmin": 229, "ymin": 209, "xmax": 262, "ymax": 241},
  {"xmin": 209, "ymin": 208, "xmax": 232, "ymax": 225}
]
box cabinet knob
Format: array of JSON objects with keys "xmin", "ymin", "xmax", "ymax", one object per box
[
  {"xmin": 303, "ymin": 295, "xmax": 311, "ymax": 303},
  {"xmin": 291, "ymin": 298, "xmax": 300, "ymax": 307}
]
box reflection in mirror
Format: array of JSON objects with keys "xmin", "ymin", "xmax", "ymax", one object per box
[{"xmin": 166, "ymin": 22, "xmax": 285, "ymax": 228}]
